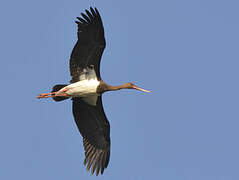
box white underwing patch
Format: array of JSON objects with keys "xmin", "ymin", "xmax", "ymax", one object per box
[{"xmin": 79, "ymin": 66, "xmax": 97, "ymax": 80}]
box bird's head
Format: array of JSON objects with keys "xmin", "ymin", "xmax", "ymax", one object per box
[{"xmin": 124, "ymin": 82, "xmax": 151, "ymax": 93}]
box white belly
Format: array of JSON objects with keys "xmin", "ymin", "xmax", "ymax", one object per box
[{"xmin": 57, "ymin": 79, "xmax": 100, "ymax": 97}]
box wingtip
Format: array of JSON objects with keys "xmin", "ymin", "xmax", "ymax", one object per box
[
  {"xmin": 85, "ymin": 9, "xmax": 90, "ymax": 15},
  {"xmin": 80, "ymin": 12, "xmax": 85, "ymax": 17},
  {"xmin": 90, "ymin": 7, "xmax": 94, "ymax": 12},
  {"xmin": 95, "ymin": 8, "xmax": 100, "ymax": 15}
]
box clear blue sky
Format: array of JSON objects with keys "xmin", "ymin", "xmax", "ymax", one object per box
[{"xmin": 0, "ymin": 0, "xmax": 238, "ymax": 179}]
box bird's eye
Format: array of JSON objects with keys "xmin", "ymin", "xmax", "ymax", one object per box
[{"xmin": 89, "ymin": 65, "xmax": 94, "ymax": 69}]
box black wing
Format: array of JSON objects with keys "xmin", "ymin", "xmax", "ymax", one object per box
[
  {"xmin": 70, "ymin": 7, "xmax": 106, "ymax": 83},
  {"xmin": 72, "ymin": 96, "xmax": 110, "ymax": 175}
]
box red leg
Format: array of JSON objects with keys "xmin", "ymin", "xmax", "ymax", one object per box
[{"xmin": 37, "ymin": 88, "xmax": 70, "ymax": 99}]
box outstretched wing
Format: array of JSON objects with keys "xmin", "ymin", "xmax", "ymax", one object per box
[
  {"xmin": 72, "ymin": 96, "xmax": 110, "ymax": 175},
  {"xmin": 70, "ymin": 7, "xmax": 106, "ymax": 83}
]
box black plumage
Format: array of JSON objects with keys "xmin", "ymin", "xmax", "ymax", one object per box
[
  {"xmin": 73, "ymin": 97, "xmax": 110, "ymax": 175},
  {"xmin": 37, "ymin": 6, "xmax": 151, "ymax": 176},
  {"xmin": 70, "ymin": 7, "xmax": 110, "ymax": 175},
  {"xmin": 70, "ymin": 7, "xmax": 106, "ymax": 83}
]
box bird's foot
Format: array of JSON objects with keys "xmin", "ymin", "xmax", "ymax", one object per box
[
  {"xmin": 37, "ymin": 92, "xmax": 56, "ymax": 99},
  {"xmin": 37, "ymin": 88, "xmax": 70, "ymax": 99}
]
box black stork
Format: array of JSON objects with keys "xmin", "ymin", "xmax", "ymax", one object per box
[{"xmin": 37, "ymin": 7, "xmax": 150, "ymax": 176}]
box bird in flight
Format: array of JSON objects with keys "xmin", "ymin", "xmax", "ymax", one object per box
[{"xmin": 37, "ymin": 7, "xmax": 150, "ymax": 176}]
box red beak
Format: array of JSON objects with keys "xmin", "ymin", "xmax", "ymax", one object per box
[{"xmin": 131, "ymin": 84, "xmax": 151, "ymax": 93}]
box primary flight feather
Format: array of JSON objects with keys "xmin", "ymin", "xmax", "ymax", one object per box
[{"xmin": 37, "ymin": 7, "xmax": 150, "ymax": 176}]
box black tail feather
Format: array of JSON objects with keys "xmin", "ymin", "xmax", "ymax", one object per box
[{"xmin": 52, "ymin": 84, "xmax": 69, "ymax": 102}]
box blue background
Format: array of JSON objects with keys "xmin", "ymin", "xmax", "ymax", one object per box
[{"xmin": 0, "ymin": 0, "xmax": 238, "ymax": 179}]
